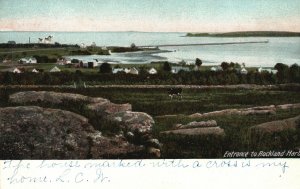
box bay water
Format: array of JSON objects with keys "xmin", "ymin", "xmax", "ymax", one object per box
[{"xmin": 1, "ymin": 31, "xmax": 299, "ymax": 67}]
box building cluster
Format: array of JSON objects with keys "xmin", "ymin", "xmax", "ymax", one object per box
[{"xmin": 11, "ymin": 66, "xmax": 61, "ymax": 74}]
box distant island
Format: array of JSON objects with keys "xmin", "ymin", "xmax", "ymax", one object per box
[{"xmin": 186, "ymin": 31, "xmax": 300, "ymax": 37}]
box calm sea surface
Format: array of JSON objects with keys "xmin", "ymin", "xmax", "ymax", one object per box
[{"xmin": 1, "ymin": 31, "xmax": 299, "ymax": 67}]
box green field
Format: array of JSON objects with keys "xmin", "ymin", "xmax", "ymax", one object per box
[{"xmin": 1, "ymin": 86, "xmax": 299, "ymax": 158}]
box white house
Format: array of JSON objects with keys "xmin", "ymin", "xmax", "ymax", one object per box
[
  {"xmin": 93, "ymin": 59, "xmax": 103, "ymax": 67},
  {"xmin": 12, "ymin": 67, "xmax": 22, "ymax": 73},
  {"xmin": 258, "ymin": 67, "xmax": 278, "ymax": 74},
  {"xmin": 124, "ymin": 68, "xmax": 131, "ymax": 74},
  {"xmin": 210, "ymin": 66, "xmax": 223, "ymax": 72},
  {"xmin": 148, "ymin": 68, "xmax": 157, "ymax": 74},
  {"xmin": 49, "ymin": 66, "xmax": 61, "ymax": 72},
  {"xmin": 128, "ymin": 67, "xmax": 139, "ymax": 75},
  {"xmin": 171, "ymin": 66, "xmax": 190, "ymax": 74},
  {"xmin": 80, "ymin": 43, "xmax": 87, "ymax": 49},
  {"xmin": 19, "ymin": 57, "xmax": 37, "ymax": 64},
  {"xmin": 113, "ymin": 68, "xmax": 125, "ymax": 74},
  {"xmin": 240, "ymin": 67, "xmax": 248, "ymax": 74},
  {"xmin": 32, "ymin": 68, "xmax": 39, "ymax": 73}
]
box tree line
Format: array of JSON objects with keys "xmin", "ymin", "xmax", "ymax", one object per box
[{"xmin": 0, "ymin": 62, "xmax": 299, "ymax": 85}]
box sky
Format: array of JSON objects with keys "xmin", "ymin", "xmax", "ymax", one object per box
[{"xmin": 0, "ymin": 0, "xmax": 300, "ymax": 32}]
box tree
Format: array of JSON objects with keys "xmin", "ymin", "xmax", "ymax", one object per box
[
  {"xmin": 274, "ymin": 63, "xmax": 289, "ymax": 72},
  {"xmin": 162, "ymin": 62, "xmax": 171, "ymax": 72},
  {"xmin": 130, "ymin": 43, "xmax": 136, "ymax": 49},
  {"xmin": 289, "ymin": 64, "xmax": 300, "ymax": 82},
  {"xmin": 195, "ymin": 58, "xmax": 202, "ymax": 67},
  {"xmin": 221, "ymin": 62, "xmax": 230, "ymax": 71},
  {"xmin": 274, "ymin": 63, "xmax": 289, "ymax": 82},
  {"xmin": 99, "ymin": 63, "xmax": 112, "ymax": 74}
]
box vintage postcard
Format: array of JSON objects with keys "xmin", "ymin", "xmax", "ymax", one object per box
[{"xmin": 0, "ymin": 0, "xmax": 299, "ymax": 188}]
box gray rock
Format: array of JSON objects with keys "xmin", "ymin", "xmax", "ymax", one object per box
[
  {"xmin": 8, "ymin": 91, "xmax": 159, "ymax": 156},
  {"xmin": 161, "ymin": 127, "xmax": 225, "ymax": 136},
  {"xmin": 276, "ymin": 103, "xmax": 300, "ymax": 110},
  {"xmin": 110, "ymin": 111, "xmax": 154, "ymax": 134},
  {"xmin": 188, "ymin": 105, "xmax": 277, "ymax": 118},
  {"xmin": 9, "ymin": 91, "xmax": 108, "ymax": 104},
  {"xmin": 146, "ymin": 138, "xmax": 162, "ymax": 149},
  {"xmin": 174, "ymin": 120, "xmax": 217, "ymax": 129},
  {"xmin": 0, "ymin": 106, "xmax": 145, "ymax": 159},
  {"xmin": 249, "ymin": 115, "xmax": 300, "ymax": 150},
  {"xmin": 250, "ymin": 115, "xmax": 300, "ymax": 134}
]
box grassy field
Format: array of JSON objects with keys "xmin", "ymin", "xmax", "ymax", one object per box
[{"xmin": 0, "ymin": 86, "xmax": 299, "ymax": 158}]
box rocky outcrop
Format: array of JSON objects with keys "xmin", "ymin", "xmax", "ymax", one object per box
[
  {"xmin": 9, "ymin": 91, "xmax": 158, "ymax": 149},
  {"xmin": 161, "ymin": 127, "xmax": 225, "ymax": 136},
  {"xmin": 276, "ymin": 103, "xmax": 300, "ymax": 110},
  {"xmin": 0, "ymin": 106, "xmax": 144, "ymax": 159},
  {"xmin": 174, "ymin": 120, "xmax": 217, "ymax": 129},
  {"xmin": 159, "ymin": 119, "xmax": 224, "ymax": 158},
  {"xmin": 9, "ymin": 91, "xmax": 106, "ymax": 104},
  {"xmin": 9, "ymin": 91, "xmax": 132, "ymax": 117},
  {"xmin": 249, "ymin": 115, "xmax": 300, "ymax": 150},
  {"xmin": 5, "ymin": 91, "xmax": 161, "ymax": 159},
  {"xmin": 250, "ymin": 115, "xmax": 300, "ymax": 134},
  {"xmin": 109, "ymin": 111, "xmax": 154, "ymax": 134},
  {"xmin": 189, "ymin": 105, "xmax": 277, "ymax": 118}
]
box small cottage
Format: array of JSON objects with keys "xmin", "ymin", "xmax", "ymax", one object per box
[
  {"xmin": 128, "ymin": 67, "xmax": 139, "ymax": 75},
  {"xmin": 148, "ymin": 68, "xmax": 158, "ymax": 74},
  {"xmin": 19, "ymin": 57, "xmax": 37, "ymax": 64},
  {"xmin": 12, "ymin": 67, "xmax": 22, "ymax": 73},
  {"xmin": 210, "ymin": 66, "xmax": 223, "ymax": 72},
  {"xmin": 258, "ymin": 67, "xmax": 278, "ymax": 74},
  {"xmin": 32, "ymin": 68, "xmax": 39, "ymax": 73},
  {"xmin": 49, "ymin": 66, "xmax": 61, "ymax": 72},
  {"xmin": 240, "ymin": 67, "xmax": 248, "ymax": 74},
  {"xmin": 113, "ymin": 68, "xmax": 125, "ymax": 74},
  {"xmin": 171, "ymin": 66, "xmax": 190, "ymax": 74}
]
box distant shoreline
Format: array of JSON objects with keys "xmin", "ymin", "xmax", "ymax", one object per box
[{"xmin": 186, "ymin": 31, "xmax": 300, "ymax": 37}]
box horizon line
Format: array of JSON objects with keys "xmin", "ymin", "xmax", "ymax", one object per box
[{"xmin": 1, "ymin": 30, "xmax": 300, "ymax": 33}]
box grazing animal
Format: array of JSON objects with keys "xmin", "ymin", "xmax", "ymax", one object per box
[{"xmin": 168, "ymin": 88, "xmax": 183, "ymax": 99}]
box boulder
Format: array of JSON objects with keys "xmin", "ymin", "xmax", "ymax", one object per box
[
  {"xmin": 250, "ymin": 115, "xmax": 300, "ymax": 134},
  {"xmin": 249, "ymin": 115, "xmax": 300, "ymax": 150},
  {"xmin": 276, "ymin": 103, "xmax": 300, "ymax": 110},
  {"xmin": 174, "ymin": 120, "xmax": 217, "ymax": 129},
  {"xmin": 8, "ymin": 91, "xmax": 160, "ymax": 155},
  {"xmin": 9, "ymin": 91, "xmax": 108, "ymax": 104},
  {"xmin": 0, "ymin": 106, "xmax": 146, "ymax": 159},
  {"xmin": 188, "ymin": 105, "xmax": 278, "ymax": 118},
  {"xmin": 9, "ymin": 91, "xmax": 131, "ymax": 117},
  {"xmin": 109, "ymin": 111, "xmax": 154, "ymax": 134},
  {"xmin": 87, "ymin": 102, "xmax": 132, "ymax": 116},
  {"xmin": 161, "ymin": 127, "xmax": 225, "ymax": 136}
]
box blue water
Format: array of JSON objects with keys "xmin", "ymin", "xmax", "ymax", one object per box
[{"xmin": 1, "ymin": 31, "xmax": 299, "ymax": 67}]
